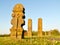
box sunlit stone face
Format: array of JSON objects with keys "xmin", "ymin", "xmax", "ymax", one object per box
[
  {"xmin": 13, "ymin": 4, "xmax": 24, "ymax": 12},
  {"xmin": 10, "ymin": 4, "xmax": 25, "ymax": 39}
]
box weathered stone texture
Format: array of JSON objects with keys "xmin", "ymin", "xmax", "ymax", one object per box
[
  {"xmin": 10, "ymin": 4, "xmax": 25, "ymax": 39},
  {"xmin": 28, "ymin": 19, "xmax": 32, "ymax": 38},
  {"xmin": 38, "ymin": 18, "xmax": 42, "ymax": 37}
]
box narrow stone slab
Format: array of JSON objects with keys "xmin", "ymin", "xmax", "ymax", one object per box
[
  {"xmin": 38, "ymin": 18, "xmax": 42, "ymax": 37},
  {"xmin": 28, "ymin": 19, "xmax": 32, "ymax": 38}
]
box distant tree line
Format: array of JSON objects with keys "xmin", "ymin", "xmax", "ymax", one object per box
[
  {"xmin": 0, "ymin": 34, "xmax": 10, "ymax": 37},
  {"xmin": 32, "ymin": 29, "xmax": 60, "ymax": 36},
  {"xmin": 0, "ymin": 29, "xmax": 60, "ymax": 37}
]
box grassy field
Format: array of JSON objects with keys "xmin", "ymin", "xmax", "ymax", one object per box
[{"xmin": 0, "ymin": 36, "xmax": 60, "ymax": 45}]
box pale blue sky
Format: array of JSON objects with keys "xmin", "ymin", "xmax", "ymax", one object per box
[{"xmin": 0, "ymin": 0, "xmax": 60, "ymax": 34}]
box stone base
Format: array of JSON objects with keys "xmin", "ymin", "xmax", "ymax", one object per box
[
  {"xmin": 38, "ymin": 32, "xmax": 42, "ymax": 37},
  {"xmin": 17, "ymin": 35, "xmax": 22, "ymax": 40},
  {"xmin": 10, "ymin": 28, "xmax": 17, "ymax": 39},
  {"xmin": 10, "ymin": 27, "xmax": 23, "ymax": 40},
  {"xmin": 10, "ymin": 36, "xmax": 17, "ymax": 40},
  {"xmin": 28, "ymin": 31, "xmax": 32, "ymax": 38},
  {"xmin": 17, "ymin": 28, "xmax": 23, "ymax": 39}
]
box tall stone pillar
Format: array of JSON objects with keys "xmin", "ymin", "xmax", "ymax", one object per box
[
  {"xmin": 28, "ymin": 19, "xmax": 32, "ymax": 38},
  {"xmin": 48, "ymin": 31, "xmax": 51, "ymax": 36},
  {"xmin": 38, "ymin": 18, "xmax": 42, "ymax": 37},
  {"xmin": 10, "ymin": 4, "xmax": 25, "ymax": 39}
]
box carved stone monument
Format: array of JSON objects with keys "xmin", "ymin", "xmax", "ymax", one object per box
[
  {"xmin": 28, "ymin": 19, "xmax": 32, "ymax": 38},
  {"xmin": 48, "ymin": 31, "xmax": 51, "ymax": 36},
  {"xmin": 38, "ymin": 18, "xmax": 42, "ymax": 37},
  {"xmin": 10, "ymin": 4, "xmax": 25, "ymax": 39}
]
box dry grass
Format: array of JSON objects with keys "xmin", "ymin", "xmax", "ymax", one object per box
[{"xmin": 0, "ymin": 36, "xmax": 60, "ymax": 45}]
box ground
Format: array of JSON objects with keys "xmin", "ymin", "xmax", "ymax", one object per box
[{"xmin": 0, "ymin": 36, "xmax": 60, "ymax": 45}]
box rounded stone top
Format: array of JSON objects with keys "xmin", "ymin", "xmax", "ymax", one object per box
[
  {"xmin": 13, "ymin": 4, "xmax": 24, "ymax": 12},
  {"xmin": 38, "ymin": 18, "xmax": 42, "ymax": 20}
]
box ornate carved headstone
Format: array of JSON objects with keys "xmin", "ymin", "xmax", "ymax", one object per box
[
  {"xmin": 38, "ymin": 18, "xmax": 42, "ymax": 37},
  {"xmin": 28, "ymin": 19, "xmax": 32, "ymax": 38},
  {"xmin": 10, "ymin": 4, "xmax": 25, "ymax": 39}
]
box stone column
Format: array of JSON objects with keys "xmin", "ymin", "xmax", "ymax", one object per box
[
  {"xmin": 38, "ymin": 18, "xmax": 42, "ymax": 37},
  {"xmin": 48, "ymin": 31, "xmax": 51, "ymax": 36},
  {"xmin": 10, "ymin": 4, "xmax": 25, "ymax": 39},
  {"xmin": 28, "ymin": 19, "xmax": 32, "ymax": 38}
]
